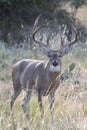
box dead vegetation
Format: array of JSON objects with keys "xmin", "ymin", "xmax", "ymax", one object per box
[
  {"xmin": 0, "ymin": 42, "xmax": 87, "ymax": 130},
  {"xmin": 0, "ymin": 5, "xmax": 87, "ymax": 130}
]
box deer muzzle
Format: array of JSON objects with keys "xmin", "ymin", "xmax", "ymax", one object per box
[{"xmin": 52, "ymin": 60, "xmax": 58, "ymax": 66}]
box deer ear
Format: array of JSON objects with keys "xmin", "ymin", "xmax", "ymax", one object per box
[
  {"xmin": 39, "ymin": 45, "xmax": 49, "ymax": 56},
  {"xmin": 62, "ymin": 45, "xmax": 72, "ymax": 56},
  {"xmin": 60, "ymin": 36, "xmax": 65, "ymax": 47}
]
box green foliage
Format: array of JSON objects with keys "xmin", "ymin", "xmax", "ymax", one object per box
[
  {"xmin": 71, "ymin": 0, "xmax": 85, "ymax": 9},
  {"xmin": 0, "ymin": 0, "xmax": 87, "ymax": 46},
  {"xmin": 0, "ymin": 43, "xmax": 10, "ymax": 62},
  {"xmin": 0, "ymin": 0, "xmax": 86, "ymax": 9},
  {"xmin": 60, "ymin": 62, "xmax": 76, "ymax": 81},
  {"xmin": 69, "ymin": 63, "xmax": 76, "ymax": 72}
]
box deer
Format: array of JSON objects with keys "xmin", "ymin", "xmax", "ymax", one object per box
[{"xmin": 10, "ymin": 15, "xmax": 77, "ymax": 121}]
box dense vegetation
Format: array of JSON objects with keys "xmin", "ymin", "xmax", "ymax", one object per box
[{"xmin": 0, "ymin": 0, "xmax": 87, "ymax": 46}]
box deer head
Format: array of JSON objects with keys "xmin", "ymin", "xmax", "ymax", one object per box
[{"xmin": 32, "ymin": 15, "xmax": 77, "ymax": 67}]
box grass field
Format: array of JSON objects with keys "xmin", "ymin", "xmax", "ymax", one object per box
[
  {"xmin": 0, "ymin": 5, "xmax": 87, "ymax": 130},
  {"xmin": 0, "ymin": 41, "xmax": 87, "ymax": 130}
]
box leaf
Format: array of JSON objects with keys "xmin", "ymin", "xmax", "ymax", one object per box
[{"xmin": 69, "ymin": 63, "xmax": 76, "ymax": 72}]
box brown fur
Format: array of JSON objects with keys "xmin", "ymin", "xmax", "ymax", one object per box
[{"xmin": 11, "ymin": 15, "xmax": 77, "ymax": 120}]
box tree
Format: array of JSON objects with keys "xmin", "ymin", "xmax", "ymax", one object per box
[{"xmin": 70, "ymin": 0, "xmax": 85, "ymax": 17}]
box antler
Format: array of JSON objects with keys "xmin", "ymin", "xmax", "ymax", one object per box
[
  {"xmin": 32, "ymin": 15, "xmax": 50, "ymax": 48},
  {"xmin": 67, "ymin": 26, "xmax": 77, "ymax": 46},
  {"xmin": 33, "ymin": 25, "xmax": 46, "ymax": 46},
  {"xmin": 32, "ymin": 15, "xmax": 53, "ymax": 56},
  {"xmin": 46, "ymin": 33, "xmax": 50, "ymax": 46},
  {"xmin": 60, "ymin": 26, "xmax": 78, "ymax": 56},
  {"xmin": 33, "ymin": 15, "xmax": 78, "ymax": 56}
]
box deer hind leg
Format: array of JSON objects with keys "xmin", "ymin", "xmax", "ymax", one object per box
[
  {"xmin": 38, "ymin": 92, "xmax": 44, "ymax": 118},
  {"xmin": 21, "ymin": 90, "xmax": 32, "ymax": 119},
  {"xmin": 48, "ymin": 91, "xmax": 55, "ymax": 122},
  {"xmin": 11, "ymin": 87, "xmax": 22, "ymax": 110}
]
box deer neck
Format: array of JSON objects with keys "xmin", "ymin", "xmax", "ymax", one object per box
[{"xmin": 45, "ymin": 61, "xmax": 61, "ymax": 81}]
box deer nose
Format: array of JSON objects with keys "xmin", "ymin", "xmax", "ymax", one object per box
[{"xmin": 52, "ymin": 61, "xmax": 58, "ymax": 66}]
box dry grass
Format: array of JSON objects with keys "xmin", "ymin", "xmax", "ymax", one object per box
[
  {"xmin": 0, "ymin": 42, "xmax": 87, "ymax": 130},
  {"xmin": 76, "ymin": 5, "xmax": 87, "ymax": 26},
  {"xmin": 0, "ymin": 6, "xmax": 87, "ymax": 129}
]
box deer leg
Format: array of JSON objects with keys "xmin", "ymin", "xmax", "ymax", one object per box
[
  {"xmin": 21, "ymin": 90, "xmax": 32, "ymax": 119},
  {"xmin": 38, "ymin": 92, "xmax": 44, "ymax": 118},
  {"xmin": 48, "ymin": 91, "xmax": 55, "ymax": 122},
  {"xmin": 11, "ymin": 88, "xmax": 22, "ymax": 110}
]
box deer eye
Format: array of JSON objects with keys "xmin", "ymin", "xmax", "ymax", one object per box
[
  {"xmin": 48, "ymin": 54, "xmax": 51, "ymax": 58},
  {"xmin": 59, "ymin": 54, "xmax": 62, "ymax": 58}
]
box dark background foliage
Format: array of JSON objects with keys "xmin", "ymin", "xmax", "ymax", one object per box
[{"xmin": 0, "ymin": 0, "xmax": 87, "ymax": 46}]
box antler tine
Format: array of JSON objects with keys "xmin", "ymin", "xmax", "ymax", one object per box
[
  {"xmin": 68, "ymin": 26, "xmax": 78, "ymax": 46},
  {"xmin": 47, "ymin": 33, "xmax": 50, "ymax": 46},
  {"xmin": 59, "ymin": 25, "xmax": 65, "ymax": 47},
  {"xmin": 33, "ymin": 14, "xmax": 41, "ymax": 31},
  {"xmin": 33, "ymin": 25, "xmax": 46, "ymax": 45},
  {"xmin": 60, "ymin": 26, "xmax": 78, "ymax": 56},
  {"xmin": 60, "ymin": 35, "xmax": 65, "ymax": 46}
]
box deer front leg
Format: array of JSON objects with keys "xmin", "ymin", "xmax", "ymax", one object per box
[
  {"xmin": 38, "ymin": 92, "xmax": 44, "ymax": 118},
  {"xmin": 21, "ymin": 90, "xmax": 32, "ymax": 119},
  {"xmin": 48, "ymin": 91, "xmax": 55, "ymax": 122}
]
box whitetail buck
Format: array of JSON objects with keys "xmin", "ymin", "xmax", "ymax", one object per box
[{"xmin": 11, "ymin": 15, "xmax": 77, "ymax": 120}]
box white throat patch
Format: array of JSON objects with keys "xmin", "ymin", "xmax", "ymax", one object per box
[{"xmin": 50, "ymin": 65, "xmax": 61, "ymax": 72}]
